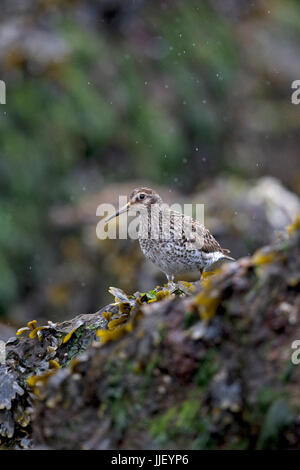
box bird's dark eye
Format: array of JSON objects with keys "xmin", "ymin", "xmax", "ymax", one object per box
[{"xmin": 139, "ymin": 193, "xmax": 146, "ymax": 200}]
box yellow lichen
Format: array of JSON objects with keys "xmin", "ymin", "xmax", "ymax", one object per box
[
  {"xmin": 202, "ymin": 271, "xmax": 215, "ymax": 280},
  {"xmin": 252, "ymin": 250, "xmax": 276, "ymax": 266},
  {"xmin": 62, "ymin": 322, "xmax": 84, "ymax": 344},
  {"xmin": 108, "ymin": 316, "xmax": 128, "ymax": 330},
  {"xmin": 27, "ymin": 361, "xmax": 59, "ymax": 385},
  {"xmin": 125, "ymin": 321, "xmax": 134, "ymax": 333},
  {"xmin": 49, "ymin": 360, "xmax": 60, "ymax": 369},
  {"xmin": 96, "ymin": 325, "xmax": 127, "ymax": 345},
  {"xmin": 182, "ymin": 281, "xmax": 196, "ymax": 293},
  {"xmin": 16, "ymin": 320, "xmax": 48, "ymax": 340},
  {"xmin": 16, "ymin": 327, "xmax": 30, "ymax": 336},
  {"xmin": 287, "ymin": 213, "xmax": 300, "ymax": 236},
  {"xmin": 96, "ymin": 319, "xmax": 135, "ymax": 345},
  {"xmin": 119, "ymin": 302, "xmax": 132, "ymax": 313},
  {"xmin": 195, "ymin": 290, "xmax": 220, "ymax": 321},
  {"xmin": 27, "ymin": 368, "xmax": 58, "ymax": 395},
  {"xmin": 194, "ymin": 275, "xmax": 221, "ymax": 321},
  {"xmin": 156, "ymin": 290, "xmax": 170, "ymax": 301},
  {"xmin": 62, "ymin": 328, "xmax": 76, "ymax": 344},
  {"xmin": 27, "ymin": 320, "xmax": 37, "ymax": 330},
  {"xmin": 29, "ymin": 326, "xmax": 48, "ymax": 340},
  {"xmin": 102, "ymin": 311, "xmax": 112, "ymax": 321}
]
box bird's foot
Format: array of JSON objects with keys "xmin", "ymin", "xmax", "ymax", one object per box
[
  {"xmin": 165, "ymin": 275, "xmax": 176, "ymax": 292},
  {"xmin": 167, "ymin": 281, "xmax": 177, "ymax": 291}
]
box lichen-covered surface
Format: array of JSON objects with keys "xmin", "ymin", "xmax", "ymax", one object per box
[{"xmin": 1, "ymin": 218, "xmax": 300, "ymax": 450}]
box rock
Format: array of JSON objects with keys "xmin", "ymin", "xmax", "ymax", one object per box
[
  {"xmin": 191, "ymin": 176, "xmax": 300, "ymax": 257},
  {"xmin": 0, "ymin": 216, "xmax": 299, "ymax": 449}
]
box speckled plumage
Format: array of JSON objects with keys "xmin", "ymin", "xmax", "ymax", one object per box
[{"xmin": 106, "ymin": 187, "xmax": 234, "ymax": 281}]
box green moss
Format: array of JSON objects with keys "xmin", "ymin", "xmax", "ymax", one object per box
[
  {"xmin": 257, "ymin": 387, "xmax": 285, "ymax": 414},
  {"xmin": 63, "ymin": 325, "xmax": 92, "ymax": 365},
  {"xmin": 194, "ymin": 350, "xmax": 219, "ymax": 387},
  {"xmin": 149, "ymin": 395, "xmax": 214, "ymax": 449},
  {"xmin": 149, "ymin": 406, "xmax": 178, "ymax": 445},
  {"xmin": 183, "ymin": 311, "xmax": 198, "ymax": 329},
  {"xmin": 98, "ymin": 359, "xmax": 134, "ymax": 436},
  {"xmin": 136, "ymin": 354, "xmax": 160, "ymax": 405},
  {"xmin": 87, "ymin": 324, "xmax": 98, "ymax": 331}
]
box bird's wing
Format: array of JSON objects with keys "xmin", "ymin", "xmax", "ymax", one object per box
[{"xmin": 169, "ymin": 210, "xmax": 231, "ymax": 255}]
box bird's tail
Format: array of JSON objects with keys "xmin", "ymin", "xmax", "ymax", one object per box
[{"xmin": 221, "ymin": 248, "xmax": 235, "ymax": 261}]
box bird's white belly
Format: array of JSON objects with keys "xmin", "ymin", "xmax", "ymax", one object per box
[{"xmin": 139, "ymin": 238, "xmax": 217, "ymax": 275}]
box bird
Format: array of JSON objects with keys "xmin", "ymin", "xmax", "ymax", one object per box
[{"xmin": 105, "ymin": 187, "xmax": 234, "ymax": 283}]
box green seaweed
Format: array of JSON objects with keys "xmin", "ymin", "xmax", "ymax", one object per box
[{"xmin": 194, "ymin": 350, "xmax": 219, "ymax": 388}]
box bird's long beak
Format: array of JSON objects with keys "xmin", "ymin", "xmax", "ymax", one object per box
[{"xmin": 105, "ymin": 201, "xmax": 131, "ymax": 223}]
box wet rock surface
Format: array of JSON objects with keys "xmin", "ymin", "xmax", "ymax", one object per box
[{"xmin": 0, "ymin": 217, "xmax": 300, "ymax": 449}]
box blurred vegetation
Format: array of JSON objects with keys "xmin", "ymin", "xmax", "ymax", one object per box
[{"xmin": 0, "ymin": 0, "xmax": 300, "ymax": 323}]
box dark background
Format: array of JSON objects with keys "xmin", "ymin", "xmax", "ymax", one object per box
[{"xmin": 0, "ymin": 0, "xmax": 300, "ymax": 335}]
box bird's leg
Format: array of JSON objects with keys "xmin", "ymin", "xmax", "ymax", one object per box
[
  {"xmin": 199, "ymin": 268, "xmax": 204, "ymax": 280},
  {"xmin": 166, "ymin": 273, "xmax": 176, "ymax": 290}
]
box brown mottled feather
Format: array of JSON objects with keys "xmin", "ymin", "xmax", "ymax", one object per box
[{"xmin": 170, "ymin": 210, "xmax": 232, "ymax": 257}]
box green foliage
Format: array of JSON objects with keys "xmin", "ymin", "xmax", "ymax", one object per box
[
  {"xmin": 194, "ymin": 349, "xmax": 219, "ymax": 387},
  {"xmin": 149, "ymin": 396, "xmax": 214, "ymax": 449}
]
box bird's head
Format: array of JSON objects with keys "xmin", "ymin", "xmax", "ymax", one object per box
[{"xmin": 105, "ymin": 187, "xmax": 162, "ymax": 223}]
